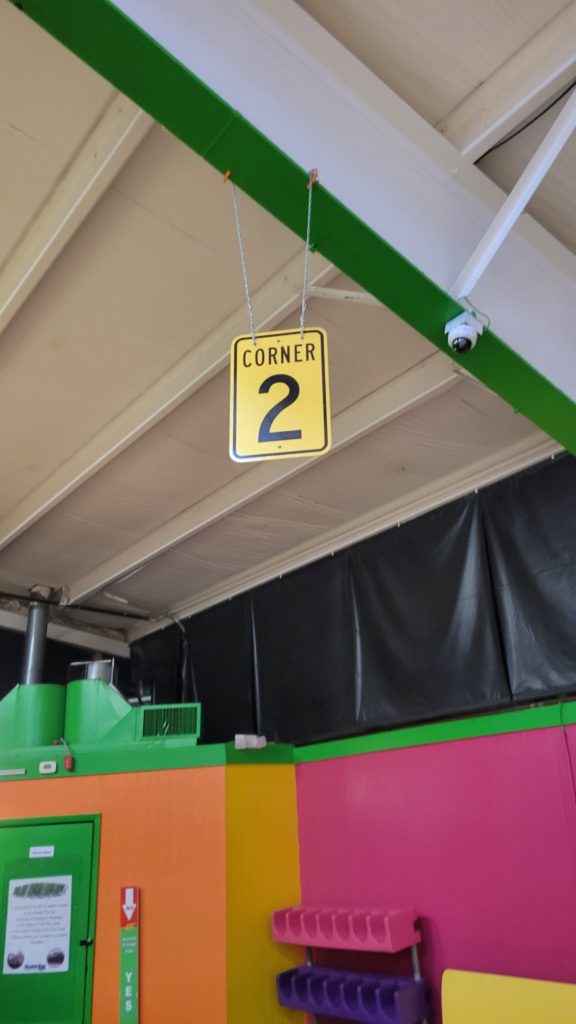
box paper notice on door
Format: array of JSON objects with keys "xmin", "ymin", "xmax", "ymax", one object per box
[
  {"xmin": 3, "ymin": 875, "xmax": 72, "ymax": 975},
  {"xmin": 29, "ymin": 846, "xmax": 55, "ymax": 860}
]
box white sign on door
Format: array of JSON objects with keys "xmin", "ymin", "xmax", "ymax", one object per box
[
  {"xmin": 29, "ymin": 846, "xmax": 55, "ymax": 860},
  {"xmin": 3, "ymin": 875, "xmax": 72, "ymax": 975}
]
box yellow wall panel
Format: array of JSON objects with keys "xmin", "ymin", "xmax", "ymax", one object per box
[
  {"xmin": 443, "ymin": 969, "xmax": 576, "ymax": 1023},
  {"xmin": 226, "ymin": 764, "xmax": 303, "ymax": 1024}
]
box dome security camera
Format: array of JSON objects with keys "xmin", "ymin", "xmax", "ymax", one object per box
[{"xmin": 444, "ymin": 312, "xmax": 484, "ymax": 354}]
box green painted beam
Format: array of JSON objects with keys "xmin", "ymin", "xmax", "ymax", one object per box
[
  {"xmin": 296, "ymin": 699, "xmax": 576, "ymax": 762},
  {"xmin": 12, "ymin": 0, "xmax": 576, "ymax": 454}
]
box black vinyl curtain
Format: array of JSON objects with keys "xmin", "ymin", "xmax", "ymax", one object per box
[{"xmin": 130, "ymin": 453, "xmax": 576, "ymax": 744}]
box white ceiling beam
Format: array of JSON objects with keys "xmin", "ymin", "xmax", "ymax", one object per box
[
  {"xmin": 0, "ymin": 250, "xmax": 337, "ymax": 552},
  {"xmin": 308, "ymin": 286, "xmax": 381, "ymax": 306},
  {"xmin": 436, "ymin": 2, "xmax": 576, "ymax": 160},
  {"xmin": 66, "ymin": 352, "xmax": 459, "ymax": 604},
  {"xmin": 0, "ymin": 607, "xmax": 129, "ymax": 657},
  {"xmin": 111, "ymin": 0, "xmax": 576, "ymax": 405},
  {"xmin": 129, "ymin": 435, "xmax": 561, "ymax": 642},
  {"xmin": 0, "ymin": 91, "xmax": 153, "ymax": 337}
]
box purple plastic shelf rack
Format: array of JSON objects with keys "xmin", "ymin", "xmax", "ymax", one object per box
[
  {"xmin": 277, "ymin": 966, "xmax": 428, "ymax": 1024},
  {"xmin": 272, "ymin": 906, "xmax": 420, "ymax": 953}
]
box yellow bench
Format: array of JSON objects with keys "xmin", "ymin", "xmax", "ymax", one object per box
[{"xmin": 442, "ymin": 969, "xmax": 576, "ymax": 1023}]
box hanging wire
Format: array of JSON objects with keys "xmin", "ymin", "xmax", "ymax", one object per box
[
  {"xmin": 226, "ymin": 172, "xmax": 257, "ymax": 344},
  {"xmin": 300, "ymin": 169, "xmax": 318, "ymax": 339},
  {"xmin": 477, "ymin": 79, "xmax": 576, "ymax": 163},
  {"xmin": 225, "ymin": 168, "xmax": 318, "ymax": 343}
]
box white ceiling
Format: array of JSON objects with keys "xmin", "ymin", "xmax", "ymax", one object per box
[
  {"xmin": 0, "ymin": 0, "xmax": 569, "ymax": 643},
  {"xmin": 296, "ymin": 0, "xmax": 569, "ymax": 124}
]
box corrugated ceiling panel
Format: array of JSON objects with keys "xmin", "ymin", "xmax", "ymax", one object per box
[
  {"xmin": 296, "ymin": 0, "xmax": 567, "ymax": 124},
  {"xmin": 0, "ymin": 2, "xmax": 114, "ymax": 266},
  {"xmin": 0, "ymin": 286, "xmax": 433, "ymax": 586},
  {"xmin": 0, "ymin": 126, "xmax": 301, "ymax": 515}
]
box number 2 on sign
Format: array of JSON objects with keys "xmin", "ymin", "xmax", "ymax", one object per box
[
  {"xmin": 230, "ymin": 327, "xmax": 331, "ymax": 462},
  {"xmin": 258, "ymin": 375, "xmax": 302, "ymax": 443}
]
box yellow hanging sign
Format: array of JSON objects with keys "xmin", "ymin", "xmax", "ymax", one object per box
[{"xmin": 229, "ymin": 327, "xmax": 331, "ymax": 462}]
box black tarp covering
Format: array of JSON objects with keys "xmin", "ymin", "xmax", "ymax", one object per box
[
  {"xmin": 130, "ymin": 621, "xmax": 181, "ymax": 704},
  {"xmin": 254, "ymin": 555, "xmax": 357, "ymax": 742},
  {"xmin": 481, "ymin": 454, "xmax": 576, "ymax": 699},
  {"xmin": 130, "ymin": 453, "xmax": 576, "ymax": 744},
  {"xmin": 350, "ymin": 497, "xmax": 511, "ymax": 728},
  {"xmin": 185, "ymin": 595, "xmax": 255, "ymax": 740}
]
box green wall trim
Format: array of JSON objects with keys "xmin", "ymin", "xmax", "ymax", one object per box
[
  {"xmin": 224, "ymin": 742, "xmax": 295, "ymax": 764},
  {"xmin": 0, "ymin": 738, "xmax": 294, "ymax": 780},
  {"xmin": 1, "ymin": 703, "xmax": 576, "ymax": 775},
  {"xmin": 13, "ymin": 0, "xmax": 576, "ymax": 453},
  {"xmin": 295, "ymin": 700, "xmax": 576, "ymax": 763}
]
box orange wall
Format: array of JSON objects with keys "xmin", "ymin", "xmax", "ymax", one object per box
[{"xmin": 0, "ymin": 768, "xmax": 228, "ymax": 1024}]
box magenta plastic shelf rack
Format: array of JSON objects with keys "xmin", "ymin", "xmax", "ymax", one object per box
[
  {"xmin": 277, "ymin": 966, "xmax": 429, "ymax": 1024},
  {"xmin": 271, "ymin": 906, "xmax": 420, "ymax": 953}
]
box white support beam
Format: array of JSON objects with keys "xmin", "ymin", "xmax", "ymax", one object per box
[
  {"xmin": 67, "ymin": 352, "xmax": 459, "ymax": 604},
  {"xmin": 111, "ymin": 0, "xmax": 576, "ymax": 405},
  {"xmin": 0, "ymin": 91, "xmax": 153, "ymax": 337},
  {"xmin": 0, "ymin": 251, "xmax": 337, "ymax": 552},
  {"xmin": 129, "ymin": 435, "xmax": 561, "ymax": 642},
  {"xmin": 0, "ymin": 607, "xmax": 129, "ymax": 657},
  {"xmin": 308, "ymin": 286, "xmax": 381, "ymax": 306},
  {"xmin": 436, "ymin": 2, "xmax": 576, "ymax": 160}
]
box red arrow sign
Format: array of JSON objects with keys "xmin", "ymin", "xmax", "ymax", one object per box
[{"xmin": 120, "ymin": 886, "xmax": 139, "ymax": 928}]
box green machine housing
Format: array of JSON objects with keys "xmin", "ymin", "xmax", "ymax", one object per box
[{"xmin": 0, "ymin": 678, "xmax": 201, "ymax": 753}]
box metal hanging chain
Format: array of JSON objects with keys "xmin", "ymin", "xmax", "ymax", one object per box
[
  {"xmin": 300, "ymin": 169, "xmax": 318, "ymax": 339},
  {"xmin": 225, "ymin": 168, "xmax": 318, "ymax": 344},
  {"xmin": 226, "ymin": 172, "xmax": 257, "ymax": 344}
]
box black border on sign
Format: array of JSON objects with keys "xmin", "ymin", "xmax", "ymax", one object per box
[{"xmin": 231, "ymin": 328, "xmax": 330, "ymax": 460}]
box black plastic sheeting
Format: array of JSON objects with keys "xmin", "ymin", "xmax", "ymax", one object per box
[{"xmin": 130, "ymin": 453, "xmax": 576, "ymax": 745}]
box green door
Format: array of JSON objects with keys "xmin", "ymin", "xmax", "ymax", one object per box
[{"xmin": 0, "ymin": 820, "xmax": 96, "ymax": 1024}]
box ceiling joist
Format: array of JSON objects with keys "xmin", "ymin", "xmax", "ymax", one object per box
[
  {"xmin": 437, "ymin": 1, "xmax": 576, "ymax": 161},
  {"xmin": 0, "ymin": 90, "xmax": 152, "ymax": 338}
]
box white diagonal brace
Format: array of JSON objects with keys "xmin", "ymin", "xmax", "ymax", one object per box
[
  {"xmin": 0, "ymin": 91, "xmax": 153, "ymax": 336},
  {"xmin": 436, "ymin": 2, "xmax": 576, "ymax": 160},
  {"xmin": 452, "ymin": 85, "xmax": 576, "ymax": 298},
  {"xmin": 0, "ymin": 250, "xmax": 336, "ymax": 552},
  {"xmin": 67, "ymin": 352, "xmax": 459, "ymax": 603},
  {"xmin": 308, "ymin": 286, "xmax": 380, "ymax": 306},
  {"xmin": 129, "ymin": 434, "xmax": 560, "ymax": 641}
]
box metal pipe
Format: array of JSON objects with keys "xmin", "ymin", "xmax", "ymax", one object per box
[
  {"xmin": 453, "ymin": 85, "xmax": 576, "ymax": 299},
  {"xmin": 410, "ymin": 944, "xmax": 428, "ymax": 1024},
  {"xmin": 305, "ymin": 947, "xmax": 318, "ymax": 1024},
  {"xmin": 21, "ymin": 600, "xmax": 49, "ymax": 686}
]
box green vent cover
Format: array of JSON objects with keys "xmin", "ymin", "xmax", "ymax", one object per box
[{"xmin": 140, "ymin": 703, "xmax": 201, "ymax": 740}]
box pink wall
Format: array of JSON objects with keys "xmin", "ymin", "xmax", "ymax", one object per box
[{"xmin": 296, "ymin": 726, "xmax": 576, "ymax": 1018}]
